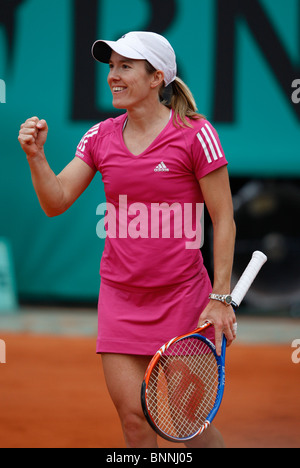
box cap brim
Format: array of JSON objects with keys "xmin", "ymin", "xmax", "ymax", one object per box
[{"xmin": 92, "ymin": 40, "xmax": 146, "ymax": 63}]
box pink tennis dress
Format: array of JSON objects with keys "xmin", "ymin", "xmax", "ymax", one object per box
[{"xmin": 76, "ymin": 110, "xmax": 228, "ymax": 355}]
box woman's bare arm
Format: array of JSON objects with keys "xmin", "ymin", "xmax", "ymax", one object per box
[
  {"xmin": 18, "ymin": 117, "xmax": 96, "ymax": 217},
  {"xmin": 198, "ymin": 166, "xmax": 236, "ymax": 355}
]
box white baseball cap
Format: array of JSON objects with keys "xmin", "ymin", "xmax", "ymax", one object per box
[{"xmin": 92, "ymin": 31, "xmax": 177, "ymax": 87}]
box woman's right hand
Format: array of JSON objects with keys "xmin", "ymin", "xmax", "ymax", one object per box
[{"xmin": 18, "ymin": 117, "xmax": 48, "ymax": 158}]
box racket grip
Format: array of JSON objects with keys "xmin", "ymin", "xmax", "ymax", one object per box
[{"xmin": 231, "ymin": 251, "xmax": 267, "ymax": 307}]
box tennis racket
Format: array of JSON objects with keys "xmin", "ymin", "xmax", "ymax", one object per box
[{"xmin": 141, "ymin": 250, "xmax": 267, "ymax": 443}]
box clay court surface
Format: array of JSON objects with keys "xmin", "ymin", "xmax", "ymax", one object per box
[{"xmin": 0, "ymin": 312, "xmax": 299, "ymax": 448}]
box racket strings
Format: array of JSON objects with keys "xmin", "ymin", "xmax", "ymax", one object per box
[{"xmin": 147, "ymin": 338, "xmax": 219, "ymax": 439}]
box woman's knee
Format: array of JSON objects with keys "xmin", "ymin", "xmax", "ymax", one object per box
[{"xmin": 121, "ymin": 411, "xmax": 156, "ymax": 448}]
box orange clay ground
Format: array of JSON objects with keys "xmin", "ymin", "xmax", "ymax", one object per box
[{"xmin": 0, "ymin": 333, "xmax": 299, "ymax": 448}]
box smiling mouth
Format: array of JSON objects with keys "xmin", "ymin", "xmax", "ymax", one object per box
[{"xmin": 112, "ymin": 87, "xmax": 127, "ymax": 93}]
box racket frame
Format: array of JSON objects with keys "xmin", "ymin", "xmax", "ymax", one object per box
[{"xmin": 141, "ymin": 325, "xmax": 228, "ymax": 442}]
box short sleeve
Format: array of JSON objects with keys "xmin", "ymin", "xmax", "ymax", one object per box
[
  {"xmin": 75, "ymin": 123, "xmax": 100, "ymax": 172},
  {"xmin": 192, "ymin": 121, "xmax": 228, "ymax": 180}
]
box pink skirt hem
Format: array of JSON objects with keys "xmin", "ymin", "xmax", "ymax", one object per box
[{"xmin": 96, "ymin": 269, "xmax": 214, "ymax": 355}]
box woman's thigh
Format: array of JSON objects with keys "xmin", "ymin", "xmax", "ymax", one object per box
[
  {"xmin": 101, "ymin": 353, "xmax": 157, "ymax": 447},
  {"xmin": 101, "ymin": 354, "xmax": 153, "ymax": 419}
]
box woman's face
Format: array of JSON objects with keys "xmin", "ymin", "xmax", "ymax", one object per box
[{"xmin": 107, "ymin": 51, "xmax": 159, "ymax": 110}]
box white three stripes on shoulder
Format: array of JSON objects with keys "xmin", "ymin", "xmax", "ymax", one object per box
[
  {"xmin": 197, "ymin": 124, "xmax": 223, "ymax": 164},
  {"xmin": 78, "ymin": 124, "xmax": 100, "ymax": 152}
]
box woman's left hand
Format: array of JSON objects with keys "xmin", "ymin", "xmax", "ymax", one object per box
[{"xmin": 199, "ymin": 300, "xmax": 237, "ymax": 356}]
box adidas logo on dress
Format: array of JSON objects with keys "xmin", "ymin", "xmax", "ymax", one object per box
[{"xmin": 154, "ymin": 162, "xmax": 170, "ymax": 172}]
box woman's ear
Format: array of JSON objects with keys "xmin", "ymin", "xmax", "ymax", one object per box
[{"xmin": 150, "ymin": 70, "xmax": 165, "ymax": 89}]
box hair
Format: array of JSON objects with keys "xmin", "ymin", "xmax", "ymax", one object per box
[{"xmin": 145, "ymin": 61, "xmax": 205, "ymax": 128}]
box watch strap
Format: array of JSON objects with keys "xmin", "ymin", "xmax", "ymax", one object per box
[{"xmin": 209, "ymin": 293, "xmax": 232, "ymax": 306}]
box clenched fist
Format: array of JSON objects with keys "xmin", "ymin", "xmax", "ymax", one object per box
[{"xmin": 18, "ymin": 117, "xmax": 48, "ymax": 158}]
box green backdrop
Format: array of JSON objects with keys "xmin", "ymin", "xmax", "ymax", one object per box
[{"xmin": 0, "ymin": 0, "xmax": 299, "ymax": 300}]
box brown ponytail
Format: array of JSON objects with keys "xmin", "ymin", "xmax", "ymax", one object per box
[
  {"xmin": 145, "ymin": 61, "xmax": 204, "ymax": 128},
  {"xmin": 166, "ymin": 77, "xmax": 204, "ymax": 128}
]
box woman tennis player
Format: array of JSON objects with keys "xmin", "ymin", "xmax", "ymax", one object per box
[{"xmin": 18, "ymin": 31, "xmax": 236, "ymax": 448}]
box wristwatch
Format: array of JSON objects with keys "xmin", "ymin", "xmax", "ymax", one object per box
[{"xmin": 209, "ymin": 293, "xmax": 233, "ymax": 306}]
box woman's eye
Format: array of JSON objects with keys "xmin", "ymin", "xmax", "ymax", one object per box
[{"xmin": 108, "ymin": 64, "xmax": 130, "ymax": 70}]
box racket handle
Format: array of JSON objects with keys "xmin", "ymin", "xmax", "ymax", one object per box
[{"xmin": 231, "ymin": 251, "xmax": 267, "ymax": 307}]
